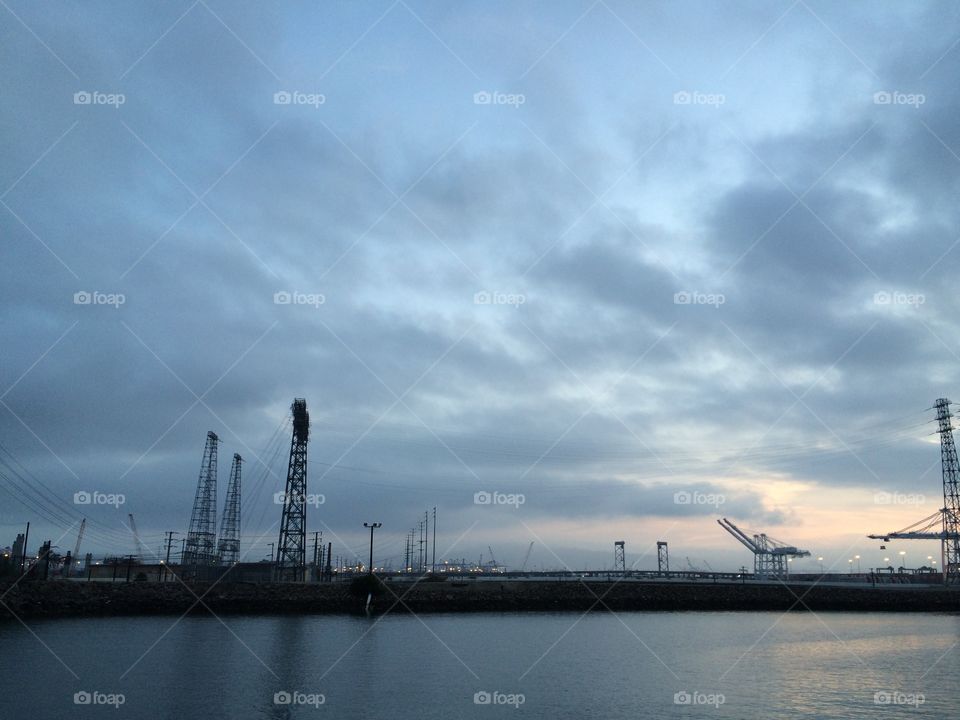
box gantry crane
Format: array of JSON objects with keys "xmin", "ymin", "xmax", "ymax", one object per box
[
  {"xmin": 128, "ymin": 513, "xmax": 146, "ymax": 563},
  {"xmin": 521, "ymin": 541, "xmax": 534, "ymax": 572},
  {"xmin": 868, "ymin": 398, "xmax": 960, "ymax": 584},
  {"xmin": 718, "ymin": 518, "xmax": 811, "ymax": 579}
]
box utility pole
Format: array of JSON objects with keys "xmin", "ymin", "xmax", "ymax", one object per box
[
  {"xmin": 312, "ymin": 532, "xmax": 320, "ymax": 581},
  {"xmin": 325, "ymin": 542, "xmax": 332, "ymax": 582},
  {"xmin": 364, "ymin": 523, "xmax": 382, "ymax": 575},
  {"xmin": 432, "ymin": 506, "xmax": 437, "ymax": 574}
]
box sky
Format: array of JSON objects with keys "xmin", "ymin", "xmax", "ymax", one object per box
[{"xmin": 2, "ymin": 0, "xmax": 960, "ymax": 574}]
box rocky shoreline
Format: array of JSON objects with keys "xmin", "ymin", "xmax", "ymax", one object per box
[{"xmin": 2, "ymin": 579, "xmax": 959, "ymax": 619}]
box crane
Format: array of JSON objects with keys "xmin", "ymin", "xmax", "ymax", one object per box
[
  {"xmin": 521, "ymin": 541, "xmax": 534, "ymax": 572},
  {"xmin": 64, "ymin": 518, "xmax": 85, "ymax": 576},
  {"xmin": 868, "ymin": 399, "xmax": 960, "ymax": 584},
  {"xmin": 718, "ymin": 518, "xmax": 810, "ymax": 579},
  {"xmin": 128, "ymin": 513, "xmax": 145, "ymax": 564}
]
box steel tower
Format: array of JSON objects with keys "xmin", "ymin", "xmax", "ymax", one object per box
[
  {"xmin": 217, "ymin": 453, "xmax": 242, "ymax": 565},
  {"xmin": 657, "ymin": 541, "xmax": 669, "ymax": 574},
  {"xmin": 276, "ymin": 399, "xmax": 309, "ymax": 582},
  {"xmin": 183, "ymin": 431, "xmax": 219, "ymax": 573},
  {"xmin": 935, "ymin": 398, "xmax": 960, "ymax": 585},
  {"xmin": 614, "ymin": 541, "xmax": 625, "ymax": 574}
]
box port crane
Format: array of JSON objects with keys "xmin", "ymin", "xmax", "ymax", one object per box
[
  {"xmin": 520, "ymin": 542, "xmax": 534, "ymax": 572},
  {"xmin": 128, "ymin": 513, "xmax": 146, "ymax": 564},
  {"xmin": 718, "ymin": 518, "xmax": 810, "ymax": 579},
  {"xmin": 868, "ymin": 399, "xmax": 960, "ymax": 585},
  {"xmin": 64, "ymin": 518, "xmax": 85, "ymax": 576}
]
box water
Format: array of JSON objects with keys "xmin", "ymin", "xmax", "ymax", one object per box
[{"xmin": 0, "ymin": 611, "xmax": 955, "ymax": 718}]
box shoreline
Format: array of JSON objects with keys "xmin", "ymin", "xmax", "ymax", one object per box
[{"xmin": 2, "ymin": 578, "xmax": 959, "ymax": 619}]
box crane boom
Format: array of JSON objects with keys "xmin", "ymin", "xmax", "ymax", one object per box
[
  {"xmin": 521, "ymin": 541, "xmax": 534, "ymax": 572},
  {"xmin": 72, "ymin": 518, "xmax": 85, "ymax": 560},
  {"xmin": 128, "ymin": 513, "xmax": 145, "ymax": 563},
  {"xmin": 718, "ymin": 518, "xmax": 759, "ymax": 552}
]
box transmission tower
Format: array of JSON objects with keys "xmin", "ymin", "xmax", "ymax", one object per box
[
  {"xmin": 217, "ymin": 453, "xmax": 242, "ymax": 565},
  {"xmin": 936, "ymin": 398, "xmax": 960, "ymax": 584},
  {"xmin": 183, "ymin": 431, "xmax": 219, "ymax": 576},
  {"xmin": 276, "ymin": 399, "xmax": 309, "ymax": 582},
  {"xmin": 614, "ymin": 541, "xmax": 625, "ymax": 574}
]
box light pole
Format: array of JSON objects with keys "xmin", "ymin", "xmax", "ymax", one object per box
[
  {"xmin": 855, "ymin": 554, "xmax": 861, "ymax": 573},
  {"xmin": 364, "ymin": 523, "xmax": 382, "ymax": 575},
  {"xmin": 817, "ymin": 556, "xmax": 824, "ymax": 574},
  {"xmin": 899, "ymin": 550, "xmax": 906, "ymax": 572}
]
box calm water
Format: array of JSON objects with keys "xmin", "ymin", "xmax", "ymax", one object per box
[{"xmin": 0, "ymin": 611, "xmax": 956, "ymax": 718}]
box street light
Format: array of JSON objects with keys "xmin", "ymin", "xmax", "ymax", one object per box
[
  {"xmin": 363, "ymin": 523, "xmax": 382, "ymax": 576},
  {"xmin": 899, "ymin": 550, "xmax": 906, "ymax": 571},
  {"xmin": 817, "ymin": 556, "xmax": 824, "ymax": 574},
  {"xmin": 855, "ymin": 554, "xmax": 861, "ymax": 573}
]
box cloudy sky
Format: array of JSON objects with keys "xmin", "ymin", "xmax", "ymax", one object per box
[{"xmin": 2, "ymin": 1, "xmax": 960, "ymax": 573}]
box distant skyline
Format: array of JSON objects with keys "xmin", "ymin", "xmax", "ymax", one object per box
[{"xmin": 2, "ymin": 1, "xmax": 960, "ymax": 573}]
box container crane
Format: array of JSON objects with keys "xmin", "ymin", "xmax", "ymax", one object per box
[
  {"xmin": 521, "ymin": 542, "xmax": 534, "ymax": 572},
  {"xmin": 128, "ymin": 513, "xmax": 145, "ymax": 564},
  {"xmin": 718, "ymin": 518, "xmax": 810, "ymax": 579}
]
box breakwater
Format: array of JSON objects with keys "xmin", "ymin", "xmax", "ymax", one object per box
[{"xmin": 2, "ymin": 578, "xmax": 958, "ymax": 619}]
